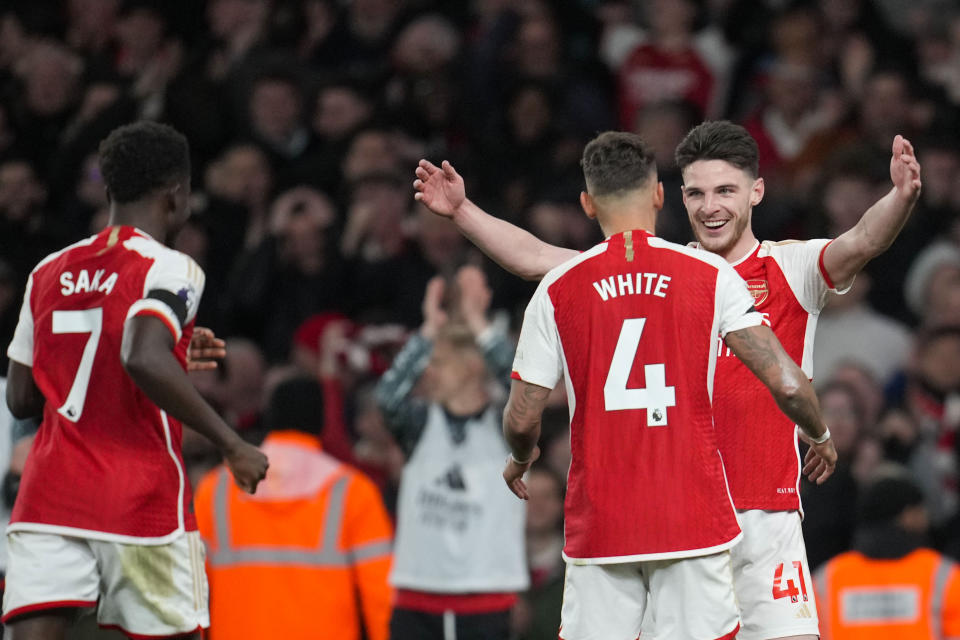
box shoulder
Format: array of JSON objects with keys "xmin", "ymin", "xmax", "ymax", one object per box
[
  {"xmin": 541, "ymin": 241, "xmax": 610, "ymax": 288},
  {"xmin": 649, "ymin": 237, "xmax": 727, "ymax": 271},
  {"xmin": 758, "ymin": 238, "xmax": 830, "ymax": 260},
  {"xmin": 125, "ymin": 235, "xmax": 200, "ymax": 273},
  {"xmin": 31, "ymin": 234, "xmax": 100, "ymax": 278}
]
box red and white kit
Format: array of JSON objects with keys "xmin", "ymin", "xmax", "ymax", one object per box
[
  {"xmin": 712, "ymin": 238, "xmax": 848, "ymax": 639},
  {"xmin": 3, "ymin": 225, "xmax": 209, "ymax": 636},
  {"xmin": 513, "ymin": 230, "xmax": 762, "ymax": 639}
]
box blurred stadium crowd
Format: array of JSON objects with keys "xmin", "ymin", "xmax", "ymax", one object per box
[{"xmin": 0, "ymin": 0, "xmax": 958, "ymax": 637}]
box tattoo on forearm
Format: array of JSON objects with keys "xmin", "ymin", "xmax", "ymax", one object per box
[
  {"xmin": 724, "ymin": 327, "xmax": 778, "ymax": 375},
  {"xmin": 504, "ymin": 382, "xmax": 551, "ymax": 454}
]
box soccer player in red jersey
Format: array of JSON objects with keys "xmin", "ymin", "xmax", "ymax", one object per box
[
  {"xmin": 3, "ymin": 122, "xmax": 269, "ymax": 640},
  {"xmin": 414, "ymin": 122, "xmax": 920, "ymax": 640},
  {"xmin": 502, "ymin": 131, "xmax": 834, "ymax": 639}
]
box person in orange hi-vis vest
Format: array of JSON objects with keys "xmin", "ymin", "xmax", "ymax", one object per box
[
  {"xmin": 194, "ymin": 376, "xmax": 393, "ymax": 640},
  {"xmin": 814, "ymin": 474, "xmax": 960, "ymax": 640}
]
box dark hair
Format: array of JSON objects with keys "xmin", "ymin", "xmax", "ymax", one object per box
[
  {"xmin": 264, "ymin": 376, "xmax": 325, "ymax": 436},
  {"xmin": 580, "ymin": 131, "xmax": 657, "ymax": 197},
  {"xmin": 674, "ymin": 121, "xmax": 759, "ymax": 178},
  {"xmin": 857, "ymin": 475, "xmax": 924, "ymax": 526},
  {"xmin": 98, "ymin": 121, "xmax": 190, "ymax": 204}
]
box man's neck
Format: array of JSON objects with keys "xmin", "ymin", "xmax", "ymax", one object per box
[
  {"xmin": 110, "ymin": 203, "xmax": 163, "ymax": 242},
  {"xmin": 600, "ymin": 212, "xmax": 657, "ymax": 238},
  {"xmin": 717, "ymin": 230, "xmax": 759, "ymax": 264}
]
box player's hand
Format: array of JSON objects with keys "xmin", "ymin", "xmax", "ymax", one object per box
[
  {"xmin": 890, "ymin": 134, "xmax": 922, "ymax": 204},
  {"xmin": 414, "ymin": 159, "xmax": 465, "ymax": 217},
  {"xmin": 187, "ymin": 327, "xmax": 226, "ymax": 371},
  {"xmin": 456, "ymin": 265, "xmax": 492, "ymax": 336},
  {"xmin": 503, "ymin": 446, "xmax": 540, "ymax": 500},
  {"xmin": 800, "ymin": 430, "xmax": 838, "ymax": 485},
  {"xmin": 420, "ymin": 276, "xmax": 448, "ymax": 340},
  {"xmin": 225, "ymin": 440, "xmax": 269, "ymax": 494}
]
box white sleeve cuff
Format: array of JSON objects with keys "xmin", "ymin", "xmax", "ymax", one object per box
[{"xmin": 126, "ymin": 299, "xmax": 183, "ymax": 343}]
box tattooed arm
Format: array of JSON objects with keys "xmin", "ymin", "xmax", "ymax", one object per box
[
  {"xmin": 502, "ymin": 379, "xmax": 552, "ymax": 499},
  {"xmin": 723, "ymin": 324, "xmax": 837, "ymax": 484}
]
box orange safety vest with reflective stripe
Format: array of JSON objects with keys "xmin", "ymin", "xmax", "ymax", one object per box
[
  {"xmin": 814, "ymin": 548, "xmax": 960, "ymax": 639},
  {"xmin": 194, "ymin": 431, "xmax": 393, "ymax": 640}
]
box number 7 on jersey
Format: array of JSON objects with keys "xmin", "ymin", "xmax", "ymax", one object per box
[
  {"xmin": 52, "ymin": 308, "xmax": 103, "ymax": 423},
  {"xmin": 603, "ymin": 318, "xmax": 676, "ymax": 426}
]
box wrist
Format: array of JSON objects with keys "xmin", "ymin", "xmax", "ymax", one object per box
[
  {"xmin": 508, "ymin": 451, "xmax": 533, "ymax": 465},
  {"xmin": 810, "ymin": 427, "xmax": 831, "ymax": 445}
]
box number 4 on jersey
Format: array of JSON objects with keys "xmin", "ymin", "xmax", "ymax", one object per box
[{"xmin": 604, "ymin": 318, "xmax": 676, "ymax": 426}]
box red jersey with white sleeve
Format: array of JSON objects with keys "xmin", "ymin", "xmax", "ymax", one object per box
[
  {"xmin": 512, "ymin": 230, "xmax": 763, "ymax": 562},
  {"xmin": 712, "ymin": 239, "xmax": 848, "ymax": 511},
  {"xmin": 6, "ymin": 225, "xmax": 204, "ymax": 544}
]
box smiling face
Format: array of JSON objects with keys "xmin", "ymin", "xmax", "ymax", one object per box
[{"xmin": 681, "ymin": 159, "xmax": 763, "ymax": 261}]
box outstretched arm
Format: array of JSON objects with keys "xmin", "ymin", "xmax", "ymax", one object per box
[
  {"xmin": 821, "ymin": 134, "xmax": 923, "ymax": 289},
  {"xmin": 414, "ymin": 159, "xmax": 578, "ymax": 280},
  {"xmin": 723, "ymin": 324, "xmax": 837, "ymax": 484},
  {"xmin": 502, "ymin": 379, "xmax": 551, "ymax": 499}
]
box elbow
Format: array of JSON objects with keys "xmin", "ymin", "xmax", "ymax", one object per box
[
  {"xmin": 7, "ymin": 395, "xmax": 36, "ymax": 420},
  {"xmin": 520, "ymin": 268, "xmax": 543, "ymax": 282},
  {"xmin": 774, "ymin": 379, "xmax": 804, "ymax": 410},
  {"xmin": 7, "ymin": 385, "xmax": 41, "ymax": 420},
  {"xmin": 120, "ymin": 342, "xmax": 153, "ymax": 385}
]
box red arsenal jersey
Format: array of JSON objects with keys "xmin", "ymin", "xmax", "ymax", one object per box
[
  {"xmin": 6, "ymin": 226, "xmax": 205, "ymax": 543},
  {"xmin": 512, "ymin": 230, "xmax": 762, "ymax": 562},
  {"xmin": 713, "ymin": 239, "xmax": 845, "ymax": 511}
]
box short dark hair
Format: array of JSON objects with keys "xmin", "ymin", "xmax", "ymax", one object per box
[
  {"xmin": 581, "ymin": 131, "xmax": 657, "ymax": 197},
  {"xmin": 857, "ymin": 475, "xmax": 924, "ymax": 526},
  {"xmin": 264, "ymin": 376, "xmax": 325, "ymax": 435},
  {"xmin": 674, "ymin": 121, "xmax": 759, "ymax": 178},
  {"xmin": 99, "ymin": 121, "xmax": 190, "ymax": 204}
]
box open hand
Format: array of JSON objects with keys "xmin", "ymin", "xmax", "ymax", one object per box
[
  {"xmin": 420, "ymin": 276, "xmax": 448, "ymax": 340},
  {"xmin": 414, "ymin": 159, "xmax": 466, "ymax": 217},
  {"xmin": 456, "ymin": 265, "xmax": 492, "ymax": 335},
  {"xmin": 799, "ymin": 430, "xmax": 838, "ymax": 485},
  {"xmin": 503, "ymin": 446, "xmax": 540, "ymax": 500},
  {"xmin": 187, "ymin": 327, "xmax": 226, "ymax": 371},
  {"xmin": 890, "ymin": 134, "xmax": 922, "ymax": 204}
]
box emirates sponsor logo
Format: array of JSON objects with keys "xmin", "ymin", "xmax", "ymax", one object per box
[{"xmin": 747, "ymin": 279, "xmax": 768, "ymax": 306}]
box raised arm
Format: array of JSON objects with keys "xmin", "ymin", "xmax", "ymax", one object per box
[
  {"xmin": 821, "ymin": 134, "xmax": 923, "ymax": 289},
  {"xmin": 501, "ymin": 379, "xmax": 551, "ymax": 499},
  {"xmin": 122, "ymin": 316, "xmax": 268, "ymax": 493},
  {"xmin": 723, "ymin": 324, "xmax": 837, "ymax": 484},
  {"xmin": 414, "ymin": 159, "xmax": 578, "ymax": 280}
]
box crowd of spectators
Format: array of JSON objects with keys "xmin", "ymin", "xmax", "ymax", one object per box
[{"xmin": 0, "ymin": 0, "xmax": 959, "ymax": 637}]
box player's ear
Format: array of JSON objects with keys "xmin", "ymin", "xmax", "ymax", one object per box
[
  {"xmin": 580, "ymin": 191, "xmax": 597, "ymax": 219},
  {"xmin": 653, "ymin": 181, "xmax": 664, "ymax": 211},
  {"xmin": 164, "ymin": 183, "xmax": 181, "ymax": 214},
  {"xmin": 751, "ymin": 177, "xmax": 765, "ymax": 207}
]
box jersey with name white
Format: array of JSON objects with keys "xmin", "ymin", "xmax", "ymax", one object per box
[
  {"xmin": 6, "ymin": 225, "xmax": 204, "ymax": 544},
  {"xmin": 712, "ymin": 239, "xmax": 846, "ymax": 511},
  {"xmin": 513, "ymin": 230, "xmax": 763, "ymax": 563}
]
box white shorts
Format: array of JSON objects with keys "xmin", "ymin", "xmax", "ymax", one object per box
[
  {"xmin": 560, "ymin": 551, "xmax": 740, "ymax": 640},
  {"xmin": 2, "ymin": 530, "xmax": 209, "ymax": 637},
  {"xmin": 731, "ymin": 509, "xmax": 819, "ymax": 640}
]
